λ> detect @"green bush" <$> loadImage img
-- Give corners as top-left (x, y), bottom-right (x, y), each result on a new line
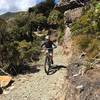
top-left (15, 13), bottom-right (28, 27)
top-left (48, 9), bottom-right (63, 25)
top-left (77, 35), bottom-right (91, 50)
top-left (57, 30), bottom-right (64, 43)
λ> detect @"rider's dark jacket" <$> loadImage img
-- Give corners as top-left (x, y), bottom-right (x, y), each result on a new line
top-left (41, 40), bottom-right (57, 52)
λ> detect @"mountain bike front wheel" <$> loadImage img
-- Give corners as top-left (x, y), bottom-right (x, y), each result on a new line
top-left (44, 56), bottom-right (51, 75)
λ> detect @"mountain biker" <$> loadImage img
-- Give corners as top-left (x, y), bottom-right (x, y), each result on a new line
top-left (41, 35), bottom-right (57, 64)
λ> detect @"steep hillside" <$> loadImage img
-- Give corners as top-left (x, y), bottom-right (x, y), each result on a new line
top-left (60, 0), bottom-right (100, 100)
top-left (71, 0), bottom-right (100, 60)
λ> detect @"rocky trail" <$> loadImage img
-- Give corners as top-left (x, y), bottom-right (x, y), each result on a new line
top-left (0, 46), bottom-right (70, 100)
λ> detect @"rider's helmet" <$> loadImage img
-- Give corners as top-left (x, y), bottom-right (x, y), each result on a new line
top-left (45, 35), bottom-right (50, 40)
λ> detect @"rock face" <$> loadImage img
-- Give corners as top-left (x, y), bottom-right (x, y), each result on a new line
top-left (62, 37), bottom-right (100, 100)
top-left (65, 59), bottom-right (100, 100)
top-left (64, 7), bottom-right (83, 23)
top-left (59, 0), bottom-right (89, 5)
top-left (55, 0), bottom-right (89, 12)
top-left (55, 0), bottom-right (89, 25)
top-left (62, 25), bottom-right (72, 56)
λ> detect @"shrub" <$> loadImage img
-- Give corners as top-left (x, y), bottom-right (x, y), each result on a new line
top-left (48, 9), bottom-right (63, 25)
top-left (73, 35), bottom-right (91, 50)
top-left (15, 13), bottom-right (28, 27)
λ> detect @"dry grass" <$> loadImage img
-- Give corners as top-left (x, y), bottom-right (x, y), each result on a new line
top-left (72, 34), bottom-right (100, 60)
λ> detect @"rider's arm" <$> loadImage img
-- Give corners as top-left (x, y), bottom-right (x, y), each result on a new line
top-left (41, 42), bottom-right (45, 48)
top-left (52, 42), bottom-right (57, 48)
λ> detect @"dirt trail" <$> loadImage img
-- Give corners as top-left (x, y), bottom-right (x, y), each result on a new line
top-left (0, 46), bottom-right (70, 100)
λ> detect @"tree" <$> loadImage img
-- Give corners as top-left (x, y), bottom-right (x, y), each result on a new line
top-left (29, 0), bottom-right (55, 16)
top-left (0, 19), bottom-right (20, 68)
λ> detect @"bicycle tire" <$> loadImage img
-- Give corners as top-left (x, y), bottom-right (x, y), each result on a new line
top-left (44, 56), bottom-right (51, 75)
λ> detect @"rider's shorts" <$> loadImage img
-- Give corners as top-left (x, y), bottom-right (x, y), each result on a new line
top-left (46, 50), bottom-right (53, 56)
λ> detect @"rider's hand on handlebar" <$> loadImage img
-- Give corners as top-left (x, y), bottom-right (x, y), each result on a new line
top-left (41, 49), bottom-right (45, 53)
top-left (41, 47), bottom-right (47, 52)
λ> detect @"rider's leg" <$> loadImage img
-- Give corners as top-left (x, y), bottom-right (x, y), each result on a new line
top-left (50, 52), bottom-right (53, 64)
top-left (52, 52), bottom-right (54, 64)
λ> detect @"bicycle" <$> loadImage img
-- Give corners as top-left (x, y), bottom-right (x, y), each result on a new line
top-left (44, 48), bottom-right (54, 75)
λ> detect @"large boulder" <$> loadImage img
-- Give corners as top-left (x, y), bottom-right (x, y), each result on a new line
top-left (0, 68), bottom-right (12, 88)
top-left (0, 76), bottom-right (12, 88)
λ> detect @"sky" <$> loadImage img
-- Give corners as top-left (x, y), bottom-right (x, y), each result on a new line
top-left (0, 0), bottom-right (59, 15)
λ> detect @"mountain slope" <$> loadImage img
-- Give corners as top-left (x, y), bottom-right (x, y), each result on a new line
top-left (0, 12), bottom-right (25, 19)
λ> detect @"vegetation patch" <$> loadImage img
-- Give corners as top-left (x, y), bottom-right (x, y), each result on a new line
top-left (71, 0), bottom-right (100, 61)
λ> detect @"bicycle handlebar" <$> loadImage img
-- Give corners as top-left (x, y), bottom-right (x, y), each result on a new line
top-left (41, 46), bottom-right (57, 52)
top-left (45, 47), bottom-right (56, 50)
